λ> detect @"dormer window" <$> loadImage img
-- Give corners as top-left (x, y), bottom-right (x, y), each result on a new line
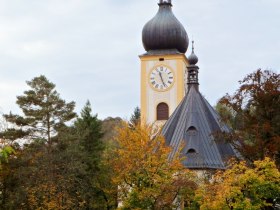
top-left (187, 149), bottom-right (197, 154)
top-left (187, 126), bottom-right (197, 136)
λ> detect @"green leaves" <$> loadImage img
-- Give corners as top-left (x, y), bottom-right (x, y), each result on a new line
top-left (0, 75), bottom-right (76, 144)
top-left (129, 107), bottom-right (141, 127)
top-left (0, 146), bottom-right (15, 165)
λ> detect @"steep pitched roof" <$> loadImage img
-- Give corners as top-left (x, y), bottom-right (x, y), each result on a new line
top-left (162, 85), bottom-right (237, 169)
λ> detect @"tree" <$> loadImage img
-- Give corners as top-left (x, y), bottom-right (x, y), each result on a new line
top-left (72, 101), bottom-right (117, 209)
top-left (218, 69), bottom-right (280, 166)
top-left (215, 102), bottom-right (236, 130)
top-left (74, 100), bottom-right (104, 166)
top-left (0, 146), bottom-right (14, 167)
top-left (0, 139), bottom-right (85, 209)
top-left (129, 107), bottom-right (141, 127)
top-left (196, 158), bottom-right (280, 209)
top-left (0, 75), bottom-right (76, 145)
top-left (111, 123), bottom-right (197, 209)
top-left (0, 75), bottom-right (77, 209)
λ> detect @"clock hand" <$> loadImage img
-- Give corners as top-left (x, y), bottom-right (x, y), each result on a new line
top-left (159, 72), bottom-right (167, 87)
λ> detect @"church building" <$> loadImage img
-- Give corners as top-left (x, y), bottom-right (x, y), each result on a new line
top-left (140, 0), bottom-right (238, 169)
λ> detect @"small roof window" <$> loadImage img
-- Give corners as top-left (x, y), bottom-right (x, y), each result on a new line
top-left (187, 148), bottom-right (197, 154)
top-left (187, 126), bottom-right (197, 136)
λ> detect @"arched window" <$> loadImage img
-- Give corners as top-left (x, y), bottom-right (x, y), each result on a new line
top-left (157, 103), bottom-right (169, 120)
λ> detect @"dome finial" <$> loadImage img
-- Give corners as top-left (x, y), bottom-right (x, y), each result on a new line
top-left (188, 40), bottom-right (198, 65)
top-left (192, 40), bottom-right (195, 53)
top-left (187, 40), bottom-right (199, 91)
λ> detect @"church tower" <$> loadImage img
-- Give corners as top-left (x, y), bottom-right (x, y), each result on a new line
top-left (140, 0), bottom-right (189, 125)
top-left (162, 43), bottom-right (238, 170)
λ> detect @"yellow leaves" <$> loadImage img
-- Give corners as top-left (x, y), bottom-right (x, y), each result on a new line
top-left (111, 123), bottom-right (197, 209)
top-left (196, 158), bottom-right (280, 210)
top-left (26, 181), bottom-right (78, 210)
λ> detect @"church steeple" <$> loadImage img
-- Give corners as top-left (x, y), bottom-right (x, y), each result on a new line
top-left (140, 0), bottom-right (189, 125)
top-left (187, 41), bottom-right (199, 91)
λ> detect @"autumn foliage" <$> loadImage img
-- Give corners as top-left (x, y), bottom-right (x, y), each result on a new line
top-left (0, 72), bottom-right (279, 209)
top-left (111, 123), bottom-right (197, 209)
top-left (196, 158), bottom-right (280, 209)
top-left (219, 69), bottom-right (280, 166)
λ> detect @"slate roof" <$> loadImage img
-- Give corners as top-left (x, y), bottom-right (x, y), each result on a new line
top-left (162, 85), bottom-right (238, 169)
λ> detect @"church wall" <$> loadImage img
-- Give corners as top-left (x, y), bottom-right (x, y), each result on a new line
top-left (140, 54), bottom-right (188, 125)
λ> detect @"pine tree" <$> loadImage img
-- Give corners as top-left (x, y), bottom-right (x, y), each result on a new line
top-left (72, 101), bottom-right (118, 209)
top-left (0, 75), bottom-right (76, 145)
top-left (74, 100), bottom-right (104, 168)
top-left (129, 106), bottom-right (141, 127)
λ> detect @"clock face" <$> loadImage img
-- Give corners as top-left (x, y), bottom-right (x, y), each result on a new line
top-left (149, 66), bottom-right (174, 91)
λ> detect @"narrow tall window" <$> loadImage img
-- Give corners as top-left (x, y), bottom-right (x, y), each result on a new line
top-left (157, 103), bottom-right (169, 120)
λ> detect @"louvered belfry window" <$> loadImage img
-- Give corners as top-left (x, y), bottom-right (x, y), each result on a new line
top-left (157, 103), bottom-right (169, 120)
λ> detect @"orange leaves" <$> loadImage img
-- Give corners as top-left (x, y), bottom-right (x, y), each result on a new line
top-left (218, 69), bottom-right (280, 166)
top-left (110, 123), bottom-right (197, 209)
top-left (27, 182), bottom-right (78, 210)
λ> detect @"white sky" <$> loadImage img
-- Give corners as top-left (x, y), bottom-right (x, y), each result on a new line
top-left (0, 0), bottom-right (279, 119)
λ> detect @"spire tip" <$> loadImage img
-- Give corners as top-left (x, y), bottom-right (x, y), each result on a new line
top-left (192, 40), bottom-right (195, 53)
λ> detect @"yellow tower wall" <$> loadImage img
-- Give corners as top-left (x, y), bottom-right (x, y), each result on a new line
top-left (140, 54), bottom-right (189, 125)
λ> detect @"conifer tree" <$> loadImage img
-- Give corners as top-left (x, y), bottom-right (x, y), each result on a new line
top-left (129, 106), bottom-right (141, 127)
top-left (74, 100), bottom-right (104, 169)
top-left (72, 101), bottom-right (118, 209)
top-left (0, 75), bottom-right (76, 145)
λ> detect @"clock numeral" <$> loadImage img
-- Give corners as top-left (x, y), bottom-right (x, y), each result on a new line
top-left (155, 84), bottom-right (159, 89)
top-left (168, 81), bottom-right (172, 84)
top-left (168, 72), bottom-right (172, 75)
top-left (169, 77), bottom-right (173, 79)
top-left (152, 81), bottom-right (156, 85)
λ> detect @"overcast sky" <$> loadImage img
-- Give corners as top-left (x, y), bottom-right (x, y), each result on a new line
top-left (0, 0), bottom-right (279, 120)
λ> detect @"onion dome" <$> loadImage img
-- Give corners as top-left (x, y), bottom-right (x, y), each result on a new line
top-left (142, 0), bottom-right (189, 54)
top-left (188, 41), bottom-right (198, 65)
